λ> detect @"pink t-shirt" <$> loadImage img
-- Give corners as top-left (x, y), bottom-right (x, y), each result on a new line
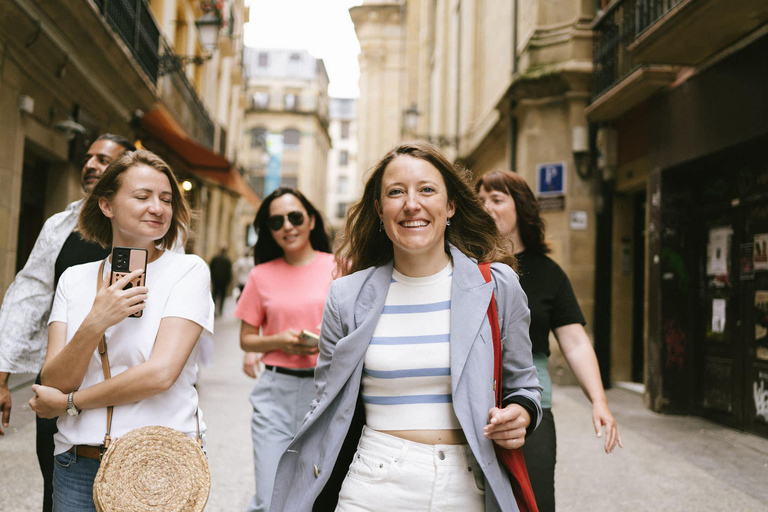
top-left (234, 251), bottom-right (336, 369)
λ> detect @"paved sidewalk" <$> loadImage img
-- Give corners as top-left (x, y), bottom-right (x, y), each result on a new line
top-left (554, 385), bottom-right (768, 511)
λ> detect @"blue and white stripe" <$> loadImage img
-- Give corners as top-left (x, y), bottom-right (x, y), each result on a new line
top-left (362, 263), bottom-right (462, 431)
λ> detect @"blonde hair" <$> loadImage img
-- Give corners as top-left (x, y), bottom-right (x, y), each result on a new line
top-left (78, 149), bottom-right (190, 249)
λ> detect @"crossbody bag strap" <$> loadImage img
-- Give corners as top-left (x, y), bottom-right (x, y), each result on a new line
top-left (96, 260), bottom-right (114, 450)
top-left (478, 262), bottom-right (503, 406)
top-left (96, 258), bottom-right (203, 450)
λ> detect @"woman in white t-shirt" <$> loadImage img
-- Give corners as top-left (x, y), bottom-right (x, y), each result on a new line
top-left (29, 149), bottom-right (214, 512)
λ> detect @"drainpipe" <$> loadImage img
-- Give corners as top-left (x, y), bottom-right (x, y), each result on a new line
top-left (509, 0), bottom-right (518, 172)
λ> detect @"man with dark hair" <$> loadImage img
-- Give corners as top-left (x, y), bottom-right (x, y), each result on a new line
top-left (0, 134), bottom-right (134, 512)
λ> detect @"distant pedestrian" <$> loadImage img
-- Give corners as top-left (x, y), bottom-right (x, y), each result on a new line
top-left (210, 245), bottom-right (233, 316)
top-left (0, 134), bottom-right (134, 512)
top-left (235, 187), bottom-right (334, 512)
top-left (29, 149), bottom-right (213, 511)
top-left (233, 246), bottom-right (255, 299)
top-left (270, 142), bottom-right (542, 512)
top-left (477, 170), bottom-right (623, 512)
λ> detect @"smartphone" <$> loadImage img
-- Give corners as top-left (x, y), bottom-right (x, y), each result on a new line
top-left (110, 247), bottom-right (148, 318)
top-left (299, 330), bottom-right (320, 347)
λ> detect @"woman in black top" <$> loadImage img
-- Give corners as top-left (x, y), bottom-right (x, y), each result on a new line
top-left (476, 170), bottom-right (622, 512)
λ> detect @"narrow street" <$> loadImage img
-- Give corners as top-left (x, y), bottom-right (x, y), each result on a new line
top-left (1, 295), bottom-right (767, 511)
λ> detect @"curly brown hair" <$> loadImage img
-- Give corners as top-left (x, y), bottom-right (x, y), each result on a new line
top-left (475, 170), bottom-right (550, 254)
top-left (78, 149), bottom-right (190, 250)
top-left (336, 141), bottom-right (515, 275)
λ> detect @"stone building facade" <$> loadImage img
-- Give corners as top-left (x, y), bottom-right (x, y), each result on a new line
top-left (0, 0), bottom-right (256, 294)
top-left (352, 0), bottom-right (599, 385)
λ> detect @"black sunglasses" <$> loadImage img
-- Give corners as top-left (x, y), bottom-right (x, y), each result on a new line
top-left (268, 211), bottom-right (305, 231)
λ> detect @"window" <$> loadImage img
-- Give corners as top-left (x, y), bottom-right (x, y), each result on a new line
top-left (339, 150), bottom-right (348, 166)
top-left (340, 121), bottom-right (350, 139)
top-left (337, 176), bottom-right (349, 194)
top-left (250, 127), bottom-right (267, 148)
top-left (252, 91), bottom-right (269, 109)
top-left (284, 93), bottom-right (298, 111)
top-left (283, 129), bottom-right (300, 148)
top-left (290, 52), bottom-right (301, 61)
top-left (258, 52), bottom-right (269, 67)
top-left (337, 202), bottom-right (350, 219)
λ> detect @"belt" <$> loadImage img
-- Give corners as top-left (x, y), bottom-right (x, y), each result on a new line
top-left (265, 364), bottom-right (315, 378)
top-left (69, 445), bottom-right (103, 460)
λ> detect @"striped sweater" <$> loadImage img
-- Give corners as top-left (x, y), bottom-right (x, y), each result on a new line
top-left (361, 262), bottom-right (462, 430)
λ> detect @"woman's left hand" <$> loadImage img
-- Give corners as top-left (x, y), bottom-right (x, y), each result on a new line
top-left (593, 400), bottom-right (623, 453)
top-left (484, 404), bottom-right (530, 450)
top-left (29, 384), bottom-right (67, 419)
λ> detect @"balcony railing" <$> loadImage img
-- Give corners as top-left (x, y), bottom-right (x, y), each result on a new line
top-left (592, 0), bottom-right (640, 99)
top-left (94, 0), bottom-right (160, 84)
top-left (636, 0), bottom-right (685, 34)
top-left (160, 41), bottom-right (215, 149)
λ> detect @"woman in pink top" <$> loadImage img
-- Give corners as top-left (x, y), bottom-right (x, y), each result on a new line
top-left (234, 187), bottom-right (335, 512)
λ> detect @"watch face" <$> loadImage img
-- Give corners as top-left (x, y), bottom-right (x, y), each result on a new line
top-left (67, 407), bottom-right (78, 417)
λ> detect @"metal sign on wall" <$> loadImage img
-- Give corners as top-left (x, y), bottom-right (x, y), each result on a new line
top-left (536, 162), bottom-right (566, 211)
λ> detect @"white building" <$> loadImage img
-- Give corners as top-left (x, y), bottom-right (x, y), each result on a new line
top-left (326, 98), bottom-right (359, 233)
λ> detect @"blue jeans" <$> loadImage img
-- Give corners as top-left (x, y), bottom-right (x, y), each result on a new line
top-left (52, 449), bottom-right (100, 512)
top-left (246, 368), bottom-right (316, 512)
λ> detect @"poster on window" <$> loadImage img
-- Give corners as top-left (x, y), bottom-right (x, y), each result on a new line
top-left (712, 298), bottom-right (726, 334)
top-left (754, 370), bottom-right (768, 424)
top-left (741, 243), bottom-right (755, 280)
top-left (706, 227), bottom-right (732, 276)
top-left (756, 291), bottom-right (768, 361)
top-left (754, 234), bottom-right (768, 271)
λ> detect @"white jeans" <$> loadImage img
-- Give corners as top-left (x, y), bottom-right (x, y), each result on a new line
top-left (336, 426), bottom-right (486, 512)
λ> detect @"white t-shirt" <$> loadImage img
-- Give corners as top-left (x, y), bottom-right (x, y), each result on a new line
top-left (49, 250), bottom-right (215, 455)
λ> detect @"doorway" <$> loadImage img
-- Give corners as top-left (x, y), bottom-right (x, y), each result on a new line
top-left (16, 150), bottom-right (50, 272)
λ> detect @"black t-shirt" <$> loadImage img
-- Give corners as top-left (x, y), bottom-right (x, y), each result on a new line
top-left (54, 231), bottom-right (111, 289)
top-left (515, 250), bottom-right (586, 356)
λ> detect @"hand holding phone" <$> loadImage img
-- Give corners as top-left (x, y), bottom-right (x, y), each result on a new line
top-left (110, 247), bottom-right (148, 318)
top-left (299, 330), bottom-right (320, 348)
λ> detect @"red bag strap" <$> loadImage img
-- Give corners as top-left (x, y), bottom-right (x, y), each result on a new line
top-left (479, 261), bottom-right (540, 512)
top-left (478, 262), bottom-right (502, 406)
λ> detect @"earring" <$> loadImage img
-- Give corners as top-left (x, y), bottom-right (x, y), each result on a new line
top-left (446, 219), bottom-right (451, 226)
top-left (379, 221), bottom-right (384, 232)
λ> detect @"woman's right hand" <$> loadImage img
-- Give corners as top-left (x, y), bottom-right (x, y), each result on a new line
top-left (88, 269), bottom-right (148, 330)
top-left (278, 329), bottom-right (319, 356)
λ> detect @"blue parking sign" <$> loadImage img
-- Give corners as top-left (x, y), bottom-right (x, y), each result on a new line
top-left (536, 162), bottom-right (566, 196)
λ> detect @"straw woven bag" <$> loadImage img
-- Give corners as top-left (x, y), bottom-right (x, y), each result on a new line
top-left (91, 260), bottom-right (211, 512)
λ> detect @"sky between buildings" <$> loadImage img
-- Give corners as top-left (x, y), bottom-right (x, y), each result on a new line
top-left (244, 0), bottom-right (363, 98)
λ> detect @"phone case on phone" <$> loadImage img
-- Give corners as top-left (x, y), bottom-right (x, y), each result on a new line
top-left (110, 247), bottom-right (148, 318)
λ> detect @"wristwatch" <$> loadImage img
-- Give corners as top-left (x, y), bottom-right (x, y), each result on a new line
top-left (66, 391), bottom-right (80, 417)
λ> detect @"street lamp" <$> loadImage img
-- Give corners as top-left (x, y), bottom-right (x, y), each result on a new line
top-left (401, 102), bottom-right (459, 149)
top-left (158, 9), bottom-right (222, 76)
top-left (195, 10), bottom-right (222, 52)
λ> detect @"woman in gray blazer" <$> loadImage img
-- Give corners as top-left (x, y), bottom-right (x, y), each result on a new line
top-left (270, 141), bottom-right (542, 512)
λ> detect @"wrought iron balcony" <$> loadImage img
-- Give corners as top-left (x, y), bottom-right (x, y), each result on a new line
top-left (94, 0), bottom-right (160, 84)
top-left (592, 0), bottom-right (640, 100)
top-left (160, 41), bottom-right (215, 150)
top-left (588, 0), bottom-right (680, 120)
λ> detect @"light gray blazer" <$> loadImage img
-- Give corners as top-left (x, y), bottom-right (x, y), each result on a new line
top-left (270, 246), bottom-right (542, 512)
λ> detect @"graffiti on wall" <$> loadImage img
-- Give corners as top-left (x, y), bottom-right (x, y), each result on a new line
top-left (663, 319), bottom-right (686, 371)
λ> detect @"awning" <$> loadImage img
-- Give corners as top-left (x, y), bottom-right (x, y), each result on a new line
top-left (141, 104), bottom-right (229, 171)
top-left (140, 104), bottom-right (260, 208)
top-left (192, 167), bottom-right (261, 208)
